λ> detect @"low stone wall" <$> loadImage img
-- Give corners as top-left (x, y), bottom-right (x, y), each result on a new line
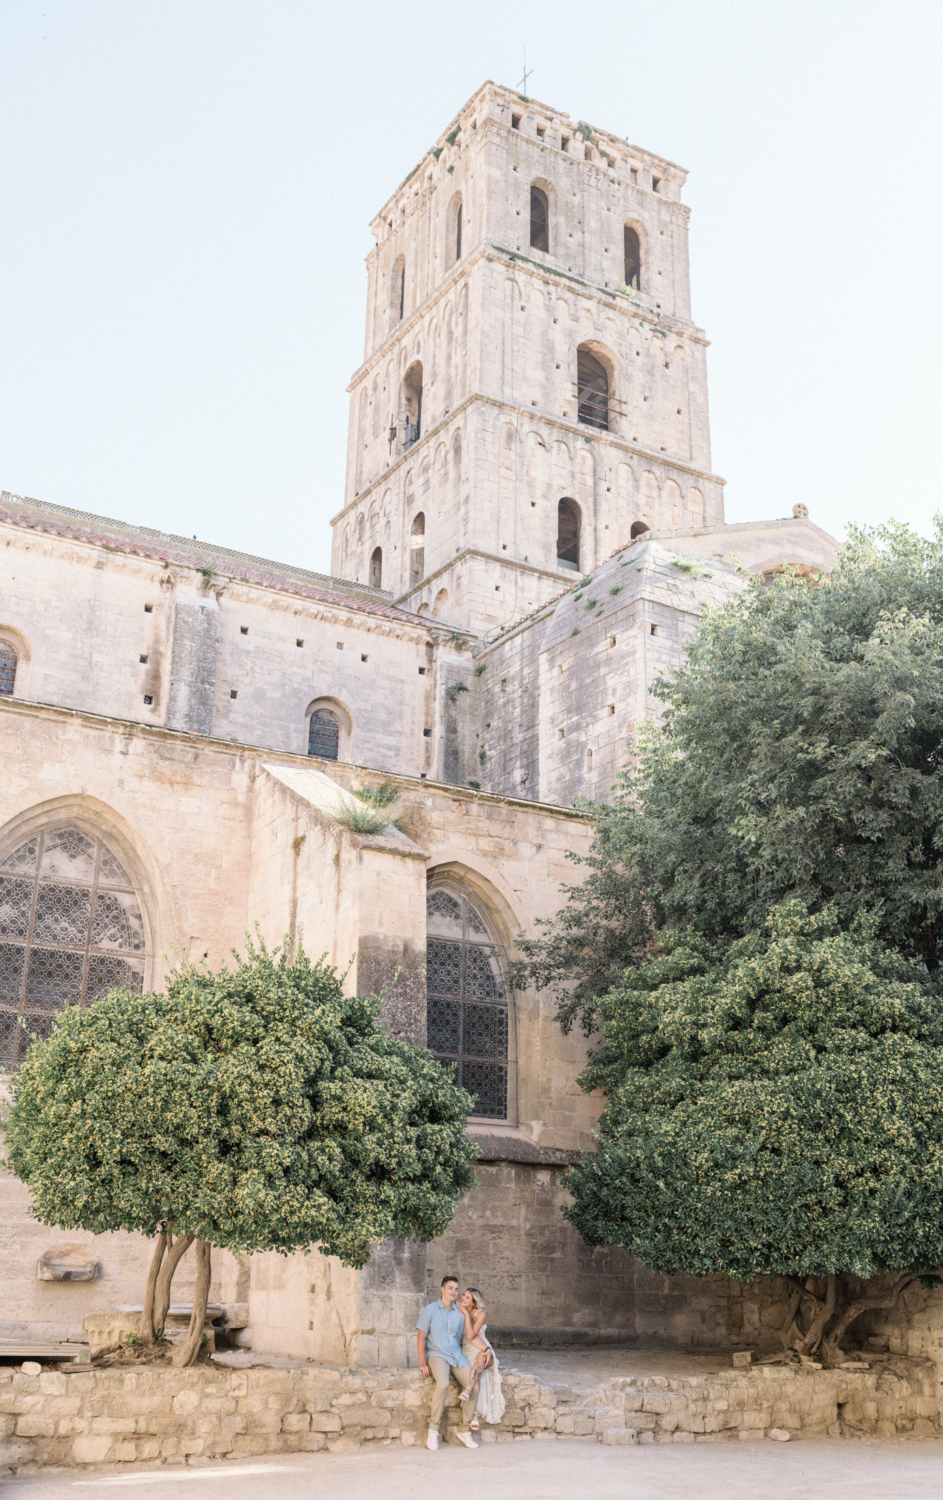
top-left (1, 1355), bottom-right (938, 1474)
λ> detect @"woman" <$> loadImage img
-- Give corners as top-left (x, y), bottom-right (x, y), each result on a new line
top-left (458, 1287), bottom-right (505, 1428)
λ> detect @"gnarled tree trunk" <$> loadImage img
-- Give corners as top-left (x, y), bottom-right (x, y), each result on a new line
top-left (154, 1232), bottom-right (196, 1335)
top-left (139, 1229), bottom-right (168, 1342)
top-left (820, 1273), bottom-right (920, 1368)
top-left (172, 1239), bottom-right (212, 1368)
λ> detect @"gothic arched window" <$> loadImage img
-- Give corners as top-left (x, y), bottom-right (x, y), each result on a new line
top-left (0, 643), bottom-right (17, 696)
top-left (624, 225), bottom-right (641, 289)
top-left (0, 825), bottom-right (146, 1072)
top-left (556, 498), bottom-right (581, 571)
top-left (308, 709), bottom-right (340, 761)
top-left (426, 887), bottom-right (509, 1119)
top-left (530, 186), bottom-right (549, 253)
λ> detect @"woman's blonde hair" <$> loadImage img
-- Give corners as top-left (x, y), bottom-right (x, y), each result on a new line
top-left (465, 1286), bottom-right (485, 1314)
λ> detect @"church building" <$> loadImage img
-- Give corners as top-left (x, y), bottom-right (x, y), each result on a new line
top-left (0, 81), bottom-right (837, 1362)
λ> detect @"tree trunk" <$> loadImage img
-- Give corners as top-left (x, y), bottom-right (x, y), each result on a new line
top-left (792, 1274), bottom-right (836, 1356)
top-left (154, 1232), bottom-right (195, 1335)
top-left (819, 1272), bottom-right (921, 1368)
top-left (172, 1240), bottom-right (212, 1368)
top-left (779, 1282), bottom-right (805, 1350)
top-left (139, 1229), bottom-right (168, 1342)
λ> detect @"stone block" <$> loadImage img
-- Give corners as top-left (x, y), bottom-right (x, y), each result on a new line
top-left (72, 1434), bottom-right (113, 1464)
top-left (327, 1437), bottom-right (362, 1453)
top-left (113, 1442), bottom-right (137, 1462)
top-left (281, 1413), bottom-right (311, 1433)
top-left (172, 1390), bottom-right (200, 1417)
top-left (555, 1411), bottom-right (595, 1436)
top-left (528, 1406), bottom-right (555, 1429)
top-left (602, 1428), bottom-right (636, 1446)
top-left (309, 1413), bottom-right (343, 1433)
top-left (501, 1409), bottom-right (526, 1427)
top-left (15, 1417), bottom-right (54, 1438)
top-left (341, 1406), bottom-right (391, 1430)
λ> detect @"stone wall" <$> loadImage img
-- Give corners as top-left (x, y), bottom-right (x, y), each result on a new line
top-left (427, 1158), bottom-right (635, 1343)
top-left (1, 1355), bottom-right (937, 1476)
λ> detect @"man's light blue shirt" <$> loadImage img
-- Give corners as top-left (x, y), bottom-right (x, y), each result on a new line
top-left (416, 1298), bottom-right (468, 1368)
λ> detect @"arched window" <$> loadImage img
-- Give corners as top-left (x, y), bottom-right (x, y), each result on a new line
top-left (530, 187), bottom-right (549, 253)
top-left (0, 643), bottom-right (17, 696)
top-left (557, 498), bottom-right (581, 571)
top-left (391, 255), bottom-right (406, 325)
top-left (623, 226), bottom-right (641, 290)
top-left (402, 361), bottom-right (423, 452)
top-left (630, 520), bottom-right (650, 539)
top-left (0, 824), bottom-right (146, 1072)
top-left (308, 709), bottom-right (340, 761)
top-left (577, 347), bottom-right (609, 431)
top-left (410, 512), bottom-right (425, 586)
top-left (455, 202), bottom-right (462, 261)
top-left (426, 887), bottom-right (509, 1119)
top-left (432, 588), bottom-right (448, 617)
top-left (369, 547), bottom-right (383, 588)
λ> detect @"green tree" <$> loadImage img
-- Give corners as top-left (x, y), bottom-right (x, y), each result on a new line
top-left (6, 939), bottom-right (476, 1366)
top-left (566, 902), bottom-right (943, 1364)
top-left (516, 521), bottom-right (943, 1031)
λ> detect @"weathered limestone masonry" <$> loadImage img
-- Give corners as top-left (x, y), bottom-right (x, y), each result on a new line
top-left (333, 80), bottom-right (725, 633)
top-left (0, 1357), bottom-right (938, 1475)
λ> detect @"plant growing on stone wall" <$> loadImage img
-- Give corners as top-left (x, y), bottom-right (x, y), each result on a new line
top-left (565, 901), bottom-right (943, 1366)
top-left (5, 938), bottom-right (477, 1367)
top-left (333, 802), bottom-right (392, 835)
top-left (445, 682), bottom-right (469, 703)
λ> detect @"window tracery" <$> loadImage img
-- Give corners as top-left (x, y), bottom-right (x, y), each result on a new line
top-left (426, 887), bottom-right (509, 1119)
top-left (0, 825), bottom-right (146, 1071)
top-left (308, 709), bottom-right (340, 761)
top-left (0, 643), bottom-right (16, 696)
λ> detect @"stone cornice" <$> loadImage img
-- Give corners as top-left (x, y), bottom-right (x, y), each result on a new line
top-left (331, 387), bottom-right (726, 529)
top-left (0, 696), bottom-right (587, 821)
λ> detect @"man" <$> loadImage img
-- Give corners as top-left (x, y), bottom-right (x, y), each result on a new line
top-left (416, 1274), bottom-right (479, 1450)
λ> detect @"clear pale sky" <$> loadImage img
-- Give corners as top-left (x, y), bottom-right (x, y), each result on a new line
top-left (1, 1), bottom-right (940, 575)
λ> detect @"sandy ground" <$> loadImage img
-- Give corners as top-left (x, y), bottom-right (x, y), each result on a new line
top-left (6, 1436), bottom-right (943, 1500)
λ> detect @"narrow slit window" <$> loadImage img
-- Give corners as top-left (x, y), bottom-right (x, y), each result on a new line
top-left (623, 226), bottom-right (641, 289)
top-left (530, 187), bottom-right (549, 253)
top-left (556, 498), bottom-right (581, 572)
top-left (369, 547), bottom-right (382, 588)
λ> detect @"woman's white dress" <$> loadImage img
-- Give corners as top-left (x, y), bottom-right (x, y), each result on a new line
top-left (462, 1324), bottom-right (505, 1425)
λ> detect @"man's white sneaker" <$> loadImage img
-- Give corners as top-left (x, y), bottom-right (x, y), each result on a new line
top-left (456, 1430), bottom-right (478, 1449)
top-left (426, 1429), bottom-right (439, 1451)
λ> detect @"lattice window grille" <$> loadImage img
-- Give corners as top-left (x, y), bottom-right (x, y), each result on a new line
top-left (425, 888), bottom-right (509, 1119)
top-left (0, 825), bottom-right (146, 1073)
top-left (0, 644), bottom-right (16, 697)
top-left (308, 710), bottom-right (340, 760)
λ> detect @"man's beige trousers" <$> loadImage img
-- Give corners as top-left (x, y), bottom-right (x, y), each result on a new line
top-left (428, 1357), bottom-right (478, 1432)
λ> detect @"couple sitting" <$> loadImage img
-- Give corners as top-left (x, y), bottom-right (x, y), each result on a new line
top-left (416, 1274), bottom-right (505, 1450)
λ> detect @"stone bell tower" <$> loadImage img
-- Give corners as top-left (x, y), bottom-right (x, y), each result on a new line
top-left (330, 80), bottom-right (726, 638)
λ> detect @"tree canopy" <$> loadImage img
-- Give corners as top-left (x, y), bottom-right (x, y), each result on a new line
top-left (6, 938), bottom-right (477, 1361)
top-left (564, 902), bottom-right (943, 1359)
top-left (516, 522), bottom-right (943, 1031)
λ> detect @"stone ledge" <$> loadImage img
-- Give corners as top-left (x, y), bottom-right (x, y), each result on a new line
top-left (0, 1352), bottom-right (936, 1476)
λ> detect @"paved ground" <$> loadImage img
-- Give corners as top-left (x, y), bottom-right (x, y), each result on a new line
top-left (504, 1344), bottom-right (735, 1388)
top-left (7, 1437), bottom-right (943, 1500)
